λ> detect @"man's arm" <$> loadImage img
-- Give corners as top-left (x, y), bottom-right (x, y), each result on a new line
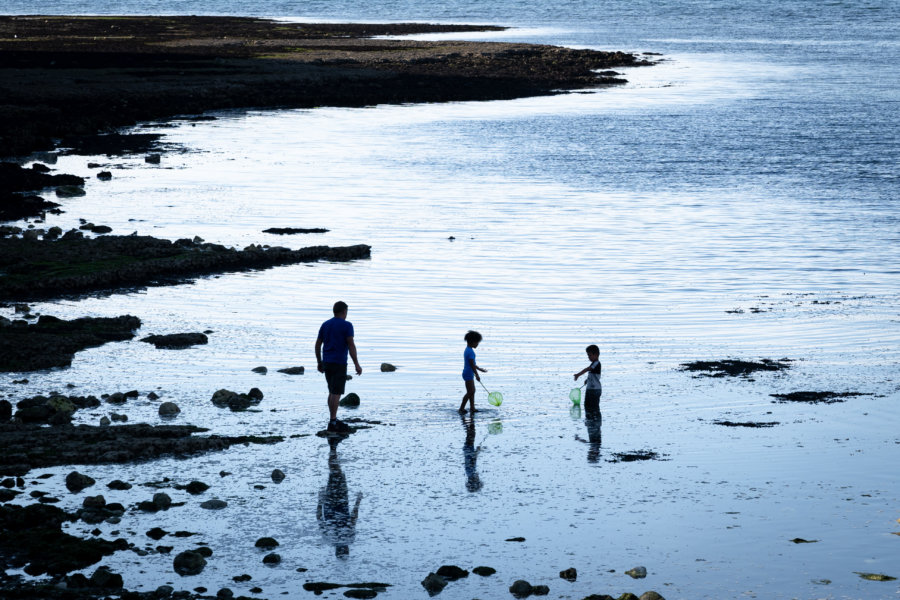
top-left (315, 338), bottom-right (324, 372)
top-left (347, 337), bottom-right (362, 375)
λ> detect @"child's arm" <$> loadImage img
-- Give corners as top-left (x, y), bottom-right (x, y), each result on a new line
top-left (574, 365), bottom-right (591, 380)
top-left (468, 358), bottom-right (483, 380)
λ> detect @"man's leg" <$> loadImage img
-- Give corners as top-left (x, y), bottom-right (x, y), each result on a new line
top-left (328, 393), bottom-right (340, 421)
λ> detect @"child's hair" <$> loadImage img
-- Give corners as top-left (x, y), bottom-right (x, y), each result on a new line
top-left (465, 330), bottom-right (483, 345)
top-left (585, 344), bottom-right (599, 355)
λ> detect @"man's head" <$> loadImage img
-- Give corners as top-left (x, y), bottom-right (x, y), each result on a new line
top-left (333, 301), bottom-right (349, 317)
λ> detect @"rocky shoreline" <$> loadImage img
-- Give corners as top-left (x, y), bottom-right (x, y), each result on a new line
top-left (0, 15), bottom-right (653, 158)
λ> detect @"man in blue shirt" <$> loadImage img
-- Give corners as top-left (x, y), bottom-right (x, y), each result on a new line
top-left (315, 301), bottom-right (362, 432)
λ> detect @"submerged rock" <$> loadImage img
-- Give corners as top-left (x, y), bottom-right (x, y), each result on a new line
top-left (262, 552), bottom-right (281, 565)
top-left (159, 401), bottom-right (181, 416)
top-left (201, 499), bottom-right (227, 510)
top-left (277, 366), bottom-right (305, 375)
top-left (252, 366), bottom-right (268, 374)
top-left (211, 388), bottom-right (263, 411)
top-left (380, 363), bottom-right (397, 372)
top-left (255, 537), bottom-right (279, 550)
top-left (271, 469), bottom-right (285, 483)
top-left (473, 566), bottom-right (496, 576)
top-left (560, 567), bottom-right (577, 581)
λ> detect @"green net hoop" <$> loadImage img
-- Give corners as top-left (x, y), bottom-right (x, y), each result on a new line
top-left (569, 388), bottom-right (581, 405)
top-left (488, 391), bottom-right (503, 406)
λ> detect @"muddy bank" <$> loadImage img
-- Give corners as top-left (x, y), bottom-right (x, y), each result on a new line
top-left (0, 234), bottom-right (370, 301)
top-left (0, 16), bottom-right (652, 158)
top-left (0, 423), bottom-right (282, 476)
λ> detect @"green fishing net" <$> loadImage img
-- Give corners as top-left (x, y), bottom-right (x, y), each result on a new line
top-left (488, 391), bottom-right (503, 406)
top-left (569, 388), bottom-right (581, 405)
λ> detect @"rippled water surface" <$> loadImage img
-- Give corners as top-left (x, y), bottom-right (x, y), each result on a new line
top-left (3, 0), bottom-right (900, 598)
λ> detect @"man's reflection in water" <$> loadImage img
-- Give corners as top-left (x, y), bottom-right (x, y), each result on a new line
top-left (574, 403), bottom-right (602, 463)
top-left (461, 414), bottom-right (483, 492)
top-left (316, 436), bottom-right (362, 558)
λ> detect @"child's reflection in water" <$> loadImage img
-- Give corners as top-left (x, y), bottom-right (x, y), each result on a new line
top-left (461, 414), bottom-right (483, 492)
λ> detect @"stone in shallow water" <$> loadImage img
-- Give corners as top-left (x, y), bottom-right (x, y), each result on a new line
top-left (173, 550), bottom-right (206, 576)
top-left (625, 566), bottom-right (647, 579)
top-left (421, 573), bottom-right (447, 596)
top-left (200, 499), bottom-right (227, 510)
top-left (472, 566), bottom-right (496, 576)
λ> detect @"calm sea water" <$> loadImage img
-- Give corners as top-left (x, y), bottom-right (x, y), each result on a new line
top-left (3, 1), bottom-right (900, 598)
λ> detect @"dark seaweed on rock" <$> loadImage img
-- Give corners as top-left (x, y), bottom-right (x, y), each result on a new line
top-left (0, 315), bottom-right (141, 372)
top-left (607, 450), bottom-right (666, 463)
top-left (0, 503), bottom-right (128, 577)
top-left (264, 227), bottom-right (330, 234)
top-left (770, 391), bottom-right (870, 404)
top-left (0, 423), bottom-right (282, 475)
top-left (679, 358), bottom-right (792, 377)
top-left (0, 235), bottom-right (371, 301)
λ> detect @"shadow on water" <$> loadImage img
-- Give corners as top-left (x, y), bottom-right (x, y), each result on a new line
top-left (316, 436), bottom-right (363, 559)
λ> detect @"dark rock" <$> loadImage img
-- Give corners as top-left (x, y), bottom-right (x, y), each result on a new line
top-left (55, 185), bottom-right (86, 198)
top-left (713, 420), bottom-right (779, 428)
top-left (255, 537), bottom-right (279, 550)
top-left (0, 400), bottom-right (12, 421)
top-left (436, 565), bottom-right (468, 581)
top-left (247, 387), bottom-right (264, 401)
top-left (473, 566), bottom-right (496, 576)
top-left (82, 494), bottom-right (106, 509)
top-left (200, 499), bottom-right (227, 510)
top-left (146, 153), bottom-right (162, 164)
top-left (173, 550), bottom-right (206, 575)
top-left (156, 584), bottom-right (175, 596)
top-left (618, 595), bottom-right (640, 600)
top-left (211, 388), bottom-right (263, 411)
top-left (252, 366), bottom-right (268, 374)
top-left (107, 479), bottom-right (132, 490)
top-left (147, 527), bottom-right (168, 540)
top-left (217, 588), bottom-right (234, 599)
top-left (147, 391), bottom-right (160, 400)
top-left (344, 590), bottom-right (378, 599)
top-left (277, 366), bottom-right (305, 375)
top-left (339, 393), bottom-right (360, 407)
top-left (262, 552), bottom-right (281, 565)
top-left (421, 573), bottom-right (448, 596)
top-left (625, 566), bottom-right (647, 579)
top-left (0, 488), bottom-right (21, 502)
top-left (194, 546), bottom-right (213, 558)
top-left (159, 402), bottom-right (181, 416)
top-left (65, 471), bottom-right (96, 493)
top-left (88, 566), bottom-right (123, 589)
top-left (532, 585), bottom-right (549, 596)
top-left (380, 363), bottom-right (397, 372)
top-left (509, 579), bottom-right (533, 598)
top-left (142, 333), bottom-right (209, 349)
top-left (97, 171), bottom-right (113, 180)
top-left (184, 480), bottom-right (209, 495)
top-left (639, 593), bottom-right (666, 600)
top-left (110, 412), bottom-right (128, 422)
top-left (152, 492), bottom-right (172, 510)
top-left (271, 469), bottom-right (285, 483)
top-left (263, 227), bottom-right (329, 234)
top-left (506, 537), bottom-right (526, 542)
top-left (560, 567), bottom-right (577, 581)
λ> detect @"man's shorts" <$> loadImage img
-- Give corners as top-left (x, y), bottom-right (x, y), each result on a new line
top-left (323, 362), bottom-right (348, 395)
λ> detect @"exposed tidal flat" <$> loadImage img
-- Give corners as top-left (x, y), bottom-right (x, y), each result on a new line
top-left (2, 7), bottom-right (900, 600)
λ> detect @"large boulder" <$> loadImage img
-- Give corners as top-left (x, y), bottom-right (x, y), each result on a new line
top-left (173, 550), bottom-right (206, 576)
top-left (339, 393), bottom-right (360, 407)
top-left (65, 471), bottom-right (96, 493)
top-left (158, 402), bottom-right (180, 417)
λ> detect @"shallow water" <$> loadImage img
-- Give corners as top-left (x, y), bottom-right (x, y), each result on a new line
top-left (3, 0), bottom-right (900, 598)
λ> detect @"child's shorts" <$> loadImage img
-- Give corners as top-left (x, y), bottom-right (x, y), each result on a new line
top-left (585, 388), bottom-right (601, 412)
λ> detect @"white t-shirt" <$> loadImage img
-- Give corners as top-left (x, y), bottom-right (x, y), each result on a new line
top-left (586, 360), bottom-right (602, 391)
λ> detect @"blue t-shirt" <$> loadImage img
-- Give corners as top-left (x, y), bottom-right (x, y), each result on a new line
top-left (462, 346), bottom-right (476, 380)
top-left (318, 317), bottom-right (354, 364)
